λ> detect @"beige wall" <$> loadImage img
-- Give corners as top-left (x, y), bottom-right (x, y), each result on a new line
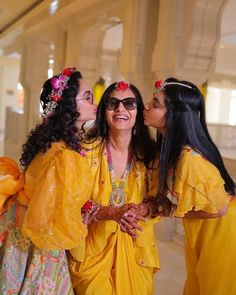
top-left (0, 56), bottom-right (20, 132)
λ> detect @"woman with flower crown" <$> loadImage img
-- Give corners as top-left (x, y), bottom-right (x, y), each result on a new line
top-left (68, 81), bottom-right (160, 295)
top-left (143, 78), bottom-right (236, 295)
top-left (0, 68), bottom-right (98, 293)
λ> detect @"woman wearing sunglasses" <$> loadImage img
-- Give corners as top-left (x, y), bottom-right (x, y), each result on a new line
top-left (0, 67), bottom-right (97, 293)
top-left (68, 81), bottom-right (160, 295)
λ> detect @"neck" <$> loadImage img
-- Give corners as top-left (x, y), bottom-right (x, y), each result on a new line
top-left (159, 128), bottom-right (166, 137)
top-left (107, 130), bottom-right (132, 152)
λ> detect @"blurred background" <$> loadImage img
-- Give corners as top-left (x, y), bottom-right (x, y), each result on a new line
top-left (0, 0), bottom-right (235, 294)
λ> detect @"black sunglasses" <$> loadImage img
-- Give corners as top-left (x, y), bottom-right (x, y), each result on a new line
top-left (105, 97), bottom-right (138, 110)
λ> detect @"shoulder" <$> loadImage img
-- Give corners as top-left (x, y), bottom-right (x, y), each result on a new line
top-left (176, 146), bottom-right (223, 185)
top-left (28, 142), bottom-right (87, 173)
top-left (81, 138), bottom-right (105, 159)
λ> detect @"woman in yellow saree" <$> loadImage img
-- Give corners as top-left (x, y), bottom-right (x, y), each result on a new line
top-left (0, 67), bottom-right (97, 294)
top-left (69, 81), bottom-right (160, 295)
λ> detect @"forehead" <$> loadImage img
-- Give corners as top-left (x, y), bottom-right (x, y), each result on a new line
top-left (79, 79), bottom-right (91, 92)
top-left (110, 88), bottom-right (135, 99)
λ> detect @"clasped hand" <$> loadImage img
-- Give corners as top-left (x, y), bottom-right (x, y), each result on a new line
top-left (112, 204), bottom-right (148, 238)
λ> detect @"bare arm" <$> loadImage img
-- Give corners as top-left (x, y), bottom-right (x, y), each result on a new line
top-left (140, 197), bottom-right (229, 219)
top-left (182, 205), bottom-right (228, 219)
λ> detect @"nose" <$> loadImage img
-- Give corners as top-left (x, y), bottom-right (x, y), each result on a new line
top-left (115, 100), bottom-right (125, 111)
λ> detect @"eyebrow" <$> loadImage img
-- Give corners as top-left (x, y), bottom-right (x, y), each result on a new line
top-left (80, 90), bottom-right (92, 96)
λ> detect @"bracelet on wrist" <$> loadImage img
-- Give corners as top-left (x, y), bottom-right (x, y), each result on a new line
top-left (81, 200), bottom-right (101, 224)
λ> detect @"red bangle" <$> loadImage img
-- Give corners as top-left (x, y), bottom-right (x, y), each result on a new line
top-left (81, 200), bottom-right (100, 224)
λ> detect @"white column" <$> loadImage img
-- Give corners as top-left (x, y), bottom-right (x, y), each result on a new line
top-left (119, 0), bottom-right (158, 101)
top-left (151, 0), bottom-right (177, 80)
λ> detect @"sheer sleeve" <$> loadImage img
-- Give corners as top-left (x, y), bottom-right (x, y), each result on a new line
top-left (22, 148), bottom-right (93, 250)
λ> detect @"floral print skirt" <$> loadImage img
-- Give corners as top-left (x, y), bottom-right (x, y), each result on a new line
top-left (0, 201), bottom-right (74, 295)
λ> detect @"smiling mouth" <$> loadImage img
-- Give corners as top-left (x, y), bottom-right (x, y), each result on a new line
top-left (113, 114), bottom-right (129, 120)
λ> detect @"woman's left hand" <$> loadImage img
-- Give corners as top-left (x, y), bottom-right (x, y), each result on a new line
top-left (119, 204), bottom-right (148, 238)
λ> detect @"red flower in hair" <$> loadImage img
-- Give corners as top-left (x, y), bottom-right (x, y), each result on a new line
top-left (51, 93), bottom-right (61, 102)
top-left (62, 67), bottom-right (76, 76)
top-left (154, 80), bottom-right (164, 90)
top-left (116, 81), bottom-right (129, 91)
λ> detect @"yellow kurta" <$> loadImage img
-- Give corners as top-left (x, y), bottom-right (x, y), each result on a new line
top-left (172, 147), bottom-right (235, 295)
top-left (69, 140), bottom-right (160, 295)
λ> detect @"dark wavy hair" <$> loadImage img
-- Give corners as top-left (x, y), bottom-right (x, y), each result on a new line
top-left (20, 70), bottom-right (83, 169)
top-left (87, 82), bottom-right (156, 167)
top-left (156, 77), bottom-right (235, 196)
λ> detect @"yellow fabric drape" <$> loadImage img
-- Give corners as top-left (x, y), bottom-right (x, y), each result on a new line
top-left (69, 140), bottom-right (160, 295)
top-left (0, 157), bottom-right (28, 212)
top-left (171, 147), bottom-right (236, 295)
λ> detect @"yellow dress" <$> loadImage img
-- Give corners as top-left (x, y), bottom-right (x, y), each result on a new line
top-left (69, 140), bottom-right (160, 295)
top-left (22, 142), bottom-right (92, 252)
top-left (0, 142), bottom-right (92, 293)
top-left (172, 147), bottom-right (235, 295)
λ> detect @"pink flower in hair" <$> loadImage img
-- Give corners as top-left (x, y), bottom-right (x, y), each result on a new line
top-left (58, 75), bottom-right (68, 88)
top-left (50, 77), bottom-right (61, 90)
top-left (43, 67), bottom-right (76, 117)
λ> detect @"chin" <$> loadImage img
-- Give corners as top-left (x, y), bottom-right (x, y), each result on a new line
top-left (143, 119), bottom-right (148, 126)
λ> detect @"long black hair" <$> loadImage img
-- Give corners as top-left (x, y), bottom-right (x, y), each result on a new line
top-left (20, 70), bottom-right (83, 169)
top-left (156, 77), bottom-right (235, 196)
top-left (87, 82), bottom-right (156, 167)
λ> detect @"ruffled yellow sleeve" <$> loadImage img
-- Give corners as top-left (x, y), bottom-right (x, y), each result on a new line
top-left (22, 146), bottom-right (92, 252)
top-left (0, 157), bottom-right (30, 212)
top-left (174, 150), bottom-right (230, 217)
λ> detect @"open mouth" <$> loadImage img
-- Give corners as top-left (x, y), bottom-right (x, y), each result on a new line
top-left (112, 115), bottom-right (129, 121)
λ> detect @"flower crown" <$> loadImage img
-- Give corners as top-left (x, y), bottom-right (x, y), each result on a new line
top-left (154, 80), bottom-right (192, 93)
top-left (42, 67), bottom-right (76, 118)
top-left (115, 81), bottom-right (130, 91)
